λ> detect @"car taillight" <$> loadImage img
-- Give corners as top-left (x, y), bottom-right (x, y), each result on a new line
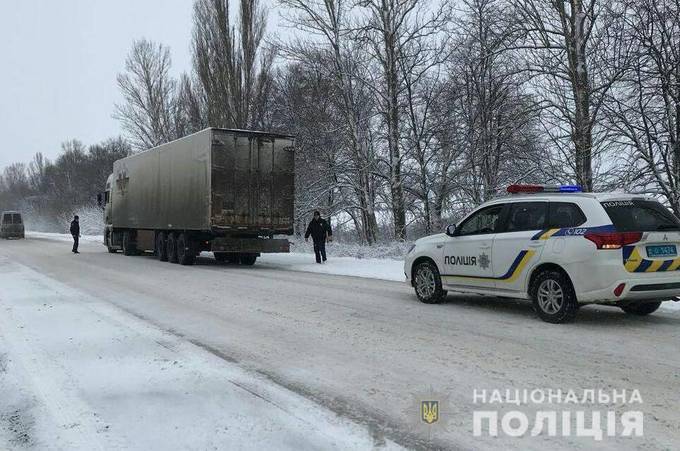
top-left (584, 232), bottom-right (643, 249)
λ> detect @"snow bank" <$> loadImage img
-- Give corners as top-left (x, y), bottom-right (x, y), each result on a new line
top-left (25, 232), bottom-right (406, 282)
top-left (257, 252), bottom-right (405, 282)
top-left (287, 237), bottom-right (412, 260)
top-left (27, 231), bottom-right (103, 243)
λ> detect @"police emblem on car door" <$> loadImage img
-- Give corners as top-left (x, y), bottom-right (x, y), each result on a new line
top-left (441, 204), bottom-right (504, 288)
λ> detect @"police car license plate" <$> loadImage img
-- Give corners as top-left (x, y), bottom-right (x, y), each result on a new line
top-left (647, 245), bottom-right (677, 258)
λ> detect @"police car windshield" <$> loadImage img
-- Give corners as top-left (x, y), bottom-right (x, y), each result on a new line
top-left (601, 200), bottom-right (680, 232)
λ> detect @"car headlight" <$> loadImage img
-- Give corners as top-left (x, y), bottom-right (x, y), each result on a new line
top-left (407, 244), bottom-right (416, 254)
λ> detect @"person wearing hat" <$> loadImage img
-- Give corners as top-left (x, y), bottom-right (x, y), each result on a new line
top-left (304, 210), bottom-right (333, 263)
top-left (70, 215), bottom-right (81, 253)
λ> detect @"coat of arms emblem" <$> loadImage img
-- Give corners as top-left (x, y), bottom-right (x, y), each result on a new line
top-left (421, 400), bottom-right (439, 424)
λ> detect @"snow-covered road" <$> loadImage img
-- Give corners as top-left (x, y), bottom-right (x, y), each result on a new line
top-left (0, 250), bottom-right (402, 450)
top-left (1, 235), bottom-right (680, 450)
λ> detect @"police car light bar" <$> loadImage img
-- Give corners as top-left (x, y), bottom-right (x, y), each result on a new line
top-left (506, 184), bottom-right (582, 194)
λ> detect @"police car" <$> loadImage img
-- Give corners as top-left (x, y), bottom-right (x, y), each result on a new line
top-left (404, 185), bottom-right (680, 323)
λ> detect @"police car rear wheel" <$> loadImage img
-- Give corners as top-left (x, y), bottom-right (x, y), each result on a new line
top-left (531, 270), bottom-right (578, 323)
top-left (414, 261), bottom-right (445, 304)
top-left (620, 301), bottom-right (661, 316)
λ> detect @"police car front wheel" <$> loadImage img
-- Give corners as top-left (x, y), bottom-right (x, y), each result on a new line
top-left (413, 261), bottom-right (446, 304)
top-left (530, 269), bottom-right (578, 323)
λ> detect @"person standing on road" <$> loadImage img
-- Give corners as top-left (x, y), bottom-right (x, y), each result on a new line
top-left (70, 215), bottom-right (81, 254)
top-left (305, 210), bottom-right (332, 264)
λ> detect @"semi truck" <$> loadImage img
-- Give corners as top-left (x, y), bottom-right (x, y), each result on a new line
top-left (101, 128), bottom-right (295, 266)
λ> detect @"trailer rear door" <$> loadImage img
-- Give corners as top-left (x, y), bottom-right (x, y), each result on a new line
top-left (211, 130), bottom-right (294, 234)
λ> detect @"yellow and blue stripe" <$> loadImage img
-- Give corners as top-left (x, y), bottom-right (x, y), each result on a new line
top-left (442, 250), bottom-right (536, 283)
top-left (530, 224), bottom-right (616, 241)
top-left (622, 246), bottom-right (680, 273)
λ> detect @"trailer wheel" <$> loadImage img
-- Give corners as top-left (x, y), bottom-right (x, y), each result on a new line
top-left (122, 231), bottom-right (137, 256)
top-left (239, 254), bottom-right (257, 266)
top-left (105, 231), bottom-right (117, 253)
top-left (177, 233), bottom-right (196, 266)
top-left (156, 232), bottom-right (168, 262)
top-left (167, 233), bottom-right (179, 263)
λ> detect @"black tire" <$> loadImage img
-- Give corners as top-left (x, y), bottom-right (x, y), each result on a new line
top-left (620, 301), bottom-right (662, 316)
top-left (177, 233), bottom-right (196, 266)
top-left (413, 260), bottom-right (445, 304)
top-left (122, 231), bottom-right (137, 256)
top-left (239, 254), bottom-right (257, 266)
top-left (156, 232), bottom-right (168, 262)
top-left (167, 233), bottom-right (179, 263)
top-left (530, 269), bottom-right (578, 323)
top-left (105, 232), bottom-right (117, 253)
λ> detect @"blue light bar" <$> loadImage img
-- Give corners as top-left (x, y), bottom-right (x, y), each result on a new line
top-left (559, 185), bottom-right (582, 193)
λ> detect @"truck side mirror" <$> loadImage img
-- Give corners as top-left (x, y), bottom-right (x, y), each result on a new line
top-left (445, 224), bottom-right (457, 237)
top-left (97, 193), bottom-right (103, 208)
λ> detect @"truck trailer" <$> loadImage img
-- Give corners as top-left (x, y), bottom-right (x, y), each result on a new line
top-left (102, 128), bottom-right (295, 266)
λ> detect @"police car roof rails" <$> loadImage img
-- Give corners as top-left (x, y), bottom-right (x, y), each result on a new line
top-left (507, 184), bottom-right (582, 194)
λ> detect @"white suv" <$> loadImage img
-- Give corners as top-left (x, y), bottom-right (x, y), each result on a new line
top-left (404, 185), bottom-right (680, 323)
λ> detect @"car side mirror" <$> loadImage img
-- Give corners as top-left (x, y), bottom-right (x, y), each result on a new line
top-left (97, 193), bottom-right (103, 209)
top-left (445, 224), bottom-right (457, 237)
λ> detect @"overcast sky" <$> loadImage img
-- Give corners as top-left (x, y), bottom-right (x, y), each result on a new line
top-left (0, 0), bottom-right (286, 171)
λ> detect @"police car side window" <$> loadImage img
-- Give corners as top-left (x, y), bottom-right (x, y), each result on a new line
top-left (506, 202), bottom-right (548, 232)
top-left (457, 205), bottom-right (505, 236)
top-left (547, 202), bottom-right (586, 228)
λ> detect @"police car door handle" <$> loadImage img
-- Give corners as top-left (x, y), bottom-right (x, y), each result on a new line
top-left (480, 244), bottom-right (491, 249)
top-left (436, 244), bottom-right (444, 249)
top-left (529, 242), bottom-right (543, 248)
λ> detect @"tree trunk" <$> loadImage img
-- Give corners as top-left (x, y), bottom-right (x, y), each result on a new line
top-left (383, 12), bottom-right (407, 240)
top-left (565, 2), bottom-right (593, 191)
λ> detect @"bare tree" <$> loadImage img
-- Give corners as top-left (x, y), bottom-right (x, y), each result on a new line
top-left (192, 0), bottom-right (274, 129)
top-left (27, 152), bottom-right (48, 192)
top-left (510, 0), bottom-right (629, 191)
top-left (2, 163), bottom-right (30, 196)
top-left (175, 73), bottom-right (207, 137)
top-left (605, 0), bottom-right (680, 215)
top-left (454, 0), bottom-right (545, 205)
top-left (277, 0), bottom-right (380, 243)
top-left (355, 0), bottom-right (447, 239)
top-left (114, 39), bottom-right (178, 150)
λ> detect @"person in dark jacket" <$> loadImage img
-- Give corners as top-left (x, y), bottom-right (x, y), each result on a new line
top-left (70, 215), bottom-right (80, 254)
top-left (304, 210), bottom-right (332, 263)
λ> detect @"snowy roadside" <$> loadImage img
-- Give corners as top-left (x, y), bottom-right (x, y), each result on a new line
top-left (23, 232), bottom-right (680, 312)
top-left (26, 232), bottom-right (407, 283)
top-left (27, 231), bottom-right (104, 244)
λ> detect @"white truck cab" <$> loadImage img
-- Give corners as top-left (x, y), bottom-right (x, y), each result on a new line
top-left (404, 185), bottom-right (680, 323)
